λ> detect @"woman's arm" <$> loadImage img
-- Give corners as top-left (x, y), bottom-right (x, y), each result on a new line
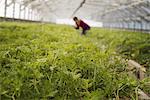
top-left (75, 22), bottom-right (79, 29)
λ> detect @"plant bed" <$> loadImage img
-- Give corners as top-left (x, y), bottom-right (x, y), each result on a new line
top-left (0, 22), bottom-right (150, 99)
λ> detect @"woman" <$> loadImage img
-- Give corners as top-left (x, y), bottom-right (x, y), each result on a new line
top-left (73, 17), bottom-right (91, 35)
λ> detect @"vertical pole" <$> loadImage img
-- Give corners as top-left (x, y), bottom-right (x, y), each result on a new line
top-left (126, 21), bottom-right (128, 29)
top-left (33, 11), bottom-right (35, 21)
top-left (118, 22), bottom-right (121, 28)
top-left (143, 22), bottom-right (146, 31)
top-left (148, 23), bottom-right (150, 32)
top-left (31, 10), bottom-right (33, 20)
top-left (33, 10), bottom-right (35, 21)
top-left (131, 21), bottom-right (132, 30)
top-left (19, 4), bottom-right (21, 19)
top-left (133, 21), bottom-right (136, 31)
top-left (123, 22), bottom-right (125, 29)
top-left (30, 9), bottom-right (32, 20)
top-left (119, 22), bottom-right (121, 28)
top-left (140, 21), bottom-right (143, 32)
top-left (127, 22), bottom-right (129, 30)
top-left (4, 0), bottom-right (8, 18)
top-left (127, 21), bottom-right (130, 29)
top-left (35, 11), bottom-right (37, 21)
top-left (24, 7), bottom-right (26, 19)
top-left (110, 22), bottom-right (112, 28)
top-left (121, 22), bottom-right (123, 29)
top-left (37, 14), bottom-right (40, 21)
top-left (28, 8), bottom-right (30, 20)
top-left (126, 21), bottom-right (129, 30)
top-left (118, 22), bottom-right (120, 28)
top-left (13, 2), bottom-right (15, 19)
top-left (113, 23), bottom-right (114, 28)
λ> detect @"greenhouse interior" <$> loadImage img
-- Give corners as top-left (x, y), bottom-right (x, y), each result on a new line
top-left (0, 0), bottom-right (150, 99)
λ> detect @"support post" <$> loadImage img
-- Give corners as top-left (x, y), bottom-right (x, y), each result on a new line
top-left (140, 21), bottom-right (143, 32)
top-left (121, 21), bottom-right (124, 29)
top-left (4, 0), bottom-right (8, 18)
top-left (31, 10), bottom-right (33, 20)
top-left (133, 21), bottom-right (136, 31)
top-left (13, 2), bottom-right (15, 19)
top-left (24, 7), bottom-right (26, 19)
top-left (19, 4), bottom-right (21, 19)
top-left (28, 8), bottom-right (30, 20)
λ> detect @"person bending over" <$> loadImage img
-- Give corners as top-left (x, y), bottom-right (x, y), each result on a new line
top-left (73, 17), bottom-right (91, 35)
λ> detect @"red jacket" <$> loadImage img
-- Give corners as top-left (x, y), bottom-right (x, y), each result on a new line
top-left (76, 20), bottom-right (90, 30)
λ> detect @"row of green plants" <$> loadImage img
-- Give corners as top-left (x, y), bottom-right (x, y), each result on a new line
top-left (0, 22), bottom-right (149, 99)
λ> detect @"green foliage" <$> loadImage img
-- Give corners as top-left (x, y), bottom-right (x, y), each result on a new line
top-left (0, 22), bottom-right (149, 99)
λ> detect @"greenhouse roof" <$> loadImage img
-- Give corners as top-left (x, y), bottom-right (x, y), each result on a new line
top-left (18, 0), bottom-right (149, 21)
top-left (0, 0), bottom-right (150, 22)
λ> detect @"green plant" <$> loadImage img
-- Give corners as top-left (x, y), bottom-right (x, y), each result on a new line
top-left (0, 22), bottom-right (149, 100)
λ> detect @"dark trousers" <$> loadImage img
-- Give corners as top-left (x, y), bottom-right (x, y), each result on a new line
top-left (82, 28), bottom-right (90, 35)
